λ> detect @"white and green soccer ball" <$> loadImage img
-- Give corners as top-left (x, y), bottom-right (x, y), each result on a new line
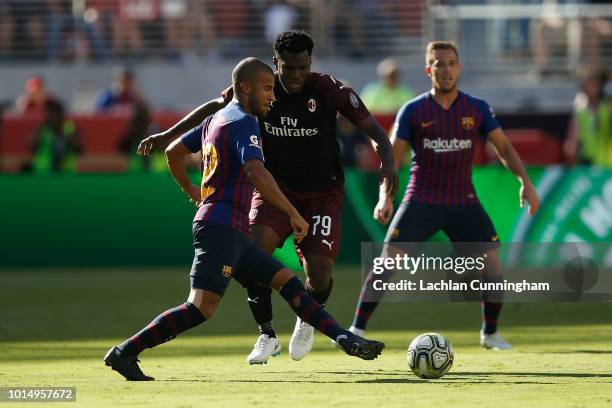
top-left (407, 332), bottom-right (454, 379)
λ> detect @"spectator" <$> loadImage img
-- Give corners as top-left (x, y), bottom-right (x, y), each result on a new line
top-left (191, 0), bottom-right (218, 59)
top-left (16, 75), bottom-right (60, 114)
top-left (27, 99), bottom-right (81, 172)
top-left (344, 0), bottom-right (398, 56)
top-left (581, 0), bottom-right (612, 71)
top-left (333, 0), bottom-right (365, 58)
top-left (161, 0), bottom-right (195, 61)
top-left (83, 0), bottom-right (119, 58)
top-left (264, 0), bottom-right (298, 44)
top-left (360, 57), bottom-right (415, 115)
top-left (9, 0), bottom-right (48, 59)
top-left (0, 0), bottom-right (13, 58)
top-left (565, 68), bottom-right (612, 167)
top-left (46, 0), bottom-right (73, 61)
top-left (112, 0), bottom-right (146, 58)
top-left (94, 67), bottom-right (152, 169)
top-left (207, 0), bottom-right (251, 58)
top-left (94, 67), bottom-right (146, 110)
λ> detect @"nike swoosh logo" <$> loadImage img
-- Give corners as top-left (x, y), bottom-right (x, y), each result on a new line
top-left (421, 121), bottom-right (435, 128)
top-left (247, 297), bottom-right (259, 303)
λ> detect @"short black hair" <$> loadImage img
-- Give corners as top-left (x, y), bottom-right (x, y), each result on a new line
top-left (232, 57), bottom-right (274, 94)
top-left (273, 30), bottom-right (314, 58)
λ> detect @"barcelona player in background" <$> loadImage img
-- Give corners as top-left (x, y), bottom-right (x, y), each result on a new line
top-left (350, 41), bottom-right (540, 350)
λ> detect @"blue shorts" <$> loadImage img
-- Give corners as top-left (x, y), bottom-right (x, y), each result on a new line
top-left (190, 221), bottom-right (284, 296)
top-left (385, 202), bottom-right (500, 255)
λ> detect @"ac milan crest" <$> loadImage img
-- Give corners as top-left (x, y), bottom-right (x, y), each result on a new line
top-left (307, 98), bottom-right (317, 112)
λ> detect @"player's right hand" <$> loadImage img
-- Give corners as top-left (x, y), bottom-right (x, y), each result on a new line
top-left (373, 197), bottom-right (394, 225)
top-left (137, 133), bottom-right (165, 156)
top-left (290, 213), bottom-right (309, 243)
top-left (186, 184), bottom-right (202, 207)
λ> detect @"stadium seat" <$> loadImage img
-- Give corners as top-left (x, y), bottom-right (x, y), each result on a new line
top-left (496, 129), bottom-right (563, 165)
top-left (72, 114), bottom-right (130, 172)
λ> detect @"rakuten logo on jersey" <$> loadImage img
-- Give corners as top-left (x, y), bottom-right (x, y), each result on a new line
top-left (263, 116), bottom-right (319, 137)
top-left (423, 138), bottom-right (472, 153)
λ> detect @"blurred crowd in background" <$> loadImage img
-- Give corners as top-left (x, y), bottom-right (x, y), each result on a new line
top-left (1, 0), bottom-right (610, 71)
top-left (1, 0), bottom-right (612, 173)
top-left (0, 0), bottom-right (423, 62)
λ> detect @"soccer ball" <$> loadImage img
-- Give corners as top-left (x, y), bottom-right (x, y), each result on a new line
top-left (407, 333), bottom-right (454, 379)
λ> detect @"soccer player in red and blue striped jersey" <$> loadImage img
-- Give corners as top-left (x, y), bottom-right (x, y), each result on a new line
top-left (350, 41), bottom-right (541, 350)
top-left (103, 58), bottom-right (384, 381)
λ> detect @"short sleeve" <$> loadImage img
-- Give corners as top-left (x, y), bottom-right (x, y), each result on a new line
top-left (394, 102), bottom-right (414, 143)
top-left (180, 125), bottom-right (203, 153)
top-left (478, 99), bottom-right (500, 135)
top-left (318, 74), bottom-right (370, 125)
top-left (233, 117), bottom-right (264, 165)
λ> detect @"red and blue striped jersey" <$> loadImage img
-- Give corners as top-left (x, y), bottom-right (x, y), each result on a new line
top-left (395, 91), bottom-right (500, 206)
top-left (181, 102), bottom-right (264, 234)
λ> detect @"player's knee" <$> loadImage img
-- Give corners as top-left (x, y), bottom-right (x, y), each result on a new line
top-left (305, 270), bottom-right (331, 292)
top-left (188, 289), bottom-right (221, 319)
top-left (194, 302), bottom-right (219, 320)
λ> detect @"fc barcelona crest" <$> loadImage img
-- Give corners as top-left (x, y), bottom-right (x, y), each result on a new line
top-left (222, 265), bottom-right (233, 277)
top-left (307, 98), bottom-right (317, 112)
top-left (462, 117), bottom-right (475, 130)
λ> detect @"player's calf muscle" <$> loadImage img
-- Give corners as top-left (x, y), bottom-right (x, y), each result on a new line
top-left (303, 256), bottom-right (333, 291)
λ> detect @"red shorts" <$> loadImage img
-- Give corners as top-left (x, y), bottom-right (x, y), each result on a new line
top-left (249, 184), bottom-right (344, 261)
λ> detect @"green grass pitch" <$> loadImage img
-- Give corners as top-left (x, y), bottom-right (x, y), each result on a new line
top-left (1, 267), bottom-right (612, 407)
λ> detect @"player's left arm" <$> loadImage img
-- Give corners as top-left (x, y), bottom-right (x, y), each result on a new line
top-left (487, 128), bottom-right (540, 216)
top-left (356, 115), bottom-right (399, 197)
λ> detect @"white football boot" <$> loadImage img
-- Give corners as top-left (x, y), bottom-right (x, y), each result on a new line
top-left (246, 334), bottom-right (281, 365)
top-left (480, 330), bottom-right (512, 350)
top-left (289, 318), bottom-right (315, 360)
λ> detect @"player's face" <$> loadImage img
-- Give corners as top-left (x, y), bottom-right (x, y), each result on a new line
top-left (426, 49), bottom-right (461, 93)
top-left (274, 50), bottom-right (311, 94)
top-left (249, 71), bottom-right (275, 119)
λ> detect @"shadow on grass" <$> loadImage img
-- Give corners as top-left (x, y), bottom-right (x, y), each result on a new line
top-left (156, 370), bottom-right (612, 385)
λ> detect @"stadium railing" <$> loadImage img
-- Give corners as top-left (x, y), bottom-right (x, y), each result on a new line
top-left (427, 2), bottom-right (612, 77)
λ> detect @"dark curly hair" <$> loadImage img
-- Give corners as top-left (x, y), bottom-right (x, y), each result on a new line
top-left (273, 30), bottom-right (314, 58)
